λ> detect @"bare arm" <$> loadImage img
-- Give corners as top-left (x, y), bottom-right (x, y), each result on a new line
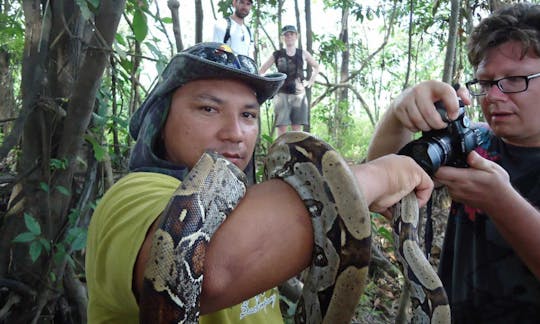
top-left (134, 179), bottom-right (312, 315)
top-left (135, 157), bottom-right (433, 316)
top-left (258, 55), bottom-right (275, 75)
top-left (436, 151), bottom-right (540, 279)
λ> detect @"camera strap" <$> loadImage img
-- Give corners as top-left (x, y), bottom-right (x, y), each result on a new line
top-left (424, 196), bottom-right (433, 258)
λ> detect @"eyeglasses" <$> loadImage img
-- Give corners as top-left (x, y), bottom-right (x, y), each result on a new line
top-left (466, 72), bottom-right (540, 96)
top-left (187, 44), bottom-right (258, 74)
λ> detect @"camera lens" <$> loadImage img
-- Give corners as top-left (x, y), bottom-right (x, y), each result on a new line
top-left (400, 135), bottom-right (452, 176)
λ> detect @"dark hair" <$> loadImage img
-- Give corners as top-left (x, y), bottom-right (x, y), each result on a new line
top-left (467, 2), bottom-right (540, 69)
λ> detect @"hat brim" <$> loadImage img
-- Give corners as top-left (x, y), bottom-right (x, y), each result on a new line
top-left (153, 53), bottom-right (286, 104)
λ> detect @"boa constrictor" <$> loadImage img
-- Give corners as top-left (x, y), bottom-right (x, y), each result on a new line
top-left (141, 131), bottom-right (450, 323)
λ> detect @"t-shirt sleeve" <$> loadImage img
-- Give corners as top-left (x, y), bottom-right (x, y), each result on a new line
top-left (213, 19), bottom-right (226, 43)
top-left (86, 172), bottom-right (179, 323)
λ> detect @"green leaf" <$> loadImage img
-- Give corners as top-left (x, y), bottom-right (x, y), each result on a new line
top-left (49, 271), bottom-right (57, 282)
top-left (84, 134), bottom-right (106, 161)
top-left (50, 158), bottom-right (68, 170)
top-left (132, 9), bottom-right (148, 43)
top-left (24, 213), bottom-right (41, 236)
top-left (87, 0), bottom-right (100, 10)
top-left (115, 33), bottom-right (127, 46)
top-left (68, 209), bottom-right (81, 226)
top-left (12, 232), bottom-right (36, 243)
top-left (71, 230), bottom-right (87, 252)
top-left (262, 134), bottom-right (274, 144)
top-left (161, 17), bottom-right (172, 24)
top-left (54, 245), bottom-right (67, 265)
top-left (75, 0), bottom-right (92, 20)
top-left (377, 226), bottom-right (394, 243)
top-left (29, 241), bottom-right (42, 262)
top-left (39, 238), bottom-right (51, 253)
top-left (66, 255), bottom-right (76, 268)
top-left (39, 182), bottom-right (50, 193)
top-left (55, 185), bottom-right (71, 196)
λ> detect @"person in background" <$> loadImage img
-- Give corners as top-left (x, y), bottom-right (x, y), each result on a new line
top-left (367, 3), bottom-right (540, 322)
top-left (213, 0), bottom-right (254, 57)
top-left (259, 25), bottom-right (319, 136)
top-left (85, 42), bottom-right (433, 323)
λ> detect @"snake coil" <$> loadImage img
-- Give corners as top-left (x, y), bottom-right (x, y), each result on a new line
top-left (141, 131), bottom-right (451, 324)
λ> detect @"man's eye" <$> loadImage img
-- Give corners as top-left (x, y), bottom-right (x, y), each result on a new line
top-left (242, 111), bottom-right (258, 119)
top-left (200, 106), bottom-right (216, 113)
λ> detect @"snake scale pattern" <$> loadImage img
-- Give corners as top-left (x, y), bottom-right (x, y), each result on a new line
top-left (141, 131), bottom-right (450, 323)
top-left (392, 192), bottom-right (451, 323)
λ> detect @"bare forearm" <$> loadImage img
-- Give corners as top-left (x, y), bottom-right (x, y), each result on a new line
top-left (366, 109), bottom-right (413, 161)
top-left (200, 179), bottom-right (313, 314)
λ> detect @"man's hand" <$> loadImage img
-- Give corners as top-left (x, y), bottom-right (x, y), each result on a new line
top-left (351, 154), bottom-right (434, 219)
top-left (391, 81), bottom-right (470, 133)
top-left (435, 151), bottom-right (510, 211)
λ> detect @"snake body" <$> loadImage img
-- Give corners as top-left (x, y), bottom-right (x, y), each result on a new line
top-left (141, 131), bottom-right (450, 324)
top-left (264, 132), bottom-right (371, 323)
top-left (392, 192), bottom-right (451, 323)
top-left (141, 153), bottom-right (247, 323)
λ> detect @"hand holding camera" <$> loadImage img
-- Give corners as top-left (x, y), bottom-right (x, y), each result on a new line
top-left (398, 99), bottom-right (484, 176)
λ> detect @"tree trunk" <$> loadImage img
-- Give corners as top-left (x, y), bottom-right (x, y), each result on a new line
top-left (304, 0), bottom-right (313, 132)
top-left (168, 0), bottom-right (183, 52)
top-left (0, 49), bottom-right (16, 135)
top-left (442, 0), bottom-right (459, 83)
top-left (334, 6), bottom-right (349, 147)
top-left (195, 0), bottom-right (203, 43)
top-left (0, 1), bottom-right (126, 322)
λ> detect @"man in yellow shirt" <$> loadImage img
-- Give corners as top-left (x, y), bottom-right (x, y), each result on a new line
top-left (86, 42), bottom-right (433, 323)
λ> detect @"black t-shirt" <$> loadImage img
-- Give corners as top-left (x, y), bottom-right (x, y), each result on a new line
top-left (438, 126), bottom-right (540, 323)
top-left (273, 49), bottom-right (303, 94)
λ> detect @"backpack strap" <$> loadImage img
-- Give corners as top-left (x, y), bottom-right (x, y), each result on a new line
top-left (223, 16), bottom-right (252, 44)
top-left (245, 25), bottom-right (253, 43)
top-left (223, 17), bottom-right (232, 44)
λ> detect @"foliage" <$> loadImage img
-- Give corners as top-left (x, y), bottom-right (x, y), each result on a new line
top-left (0, 4), bottom-right (24, 57)
top-left (12, 212), bottom-right (86, 268)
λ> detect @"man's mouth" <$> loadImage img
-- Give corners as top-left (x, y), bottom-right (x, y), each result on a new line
top-left (219, 152), bottom-right (245, 167)
top-left (490, 111), bottom-right (514, 121)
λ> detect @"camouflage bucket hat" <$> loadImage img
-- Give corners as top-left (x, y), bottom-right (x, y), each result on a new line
top-left (149, 42), bottom-right (285, 104)
top-left (128, 42), bottom-right (285, 179)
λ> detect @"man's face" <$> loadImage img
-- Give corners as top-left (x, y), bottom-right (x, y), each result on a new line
top-left (233, 0), bottom-right (252, 19)
top-left (476, 41), bottom-right (540, 147)
top-left (162, 79), bottom-right (259, 170)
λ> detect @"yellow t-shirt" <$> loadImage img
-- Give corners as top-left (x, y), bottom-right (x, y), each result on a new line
top-left (86, 172), bottom-right (283, 323)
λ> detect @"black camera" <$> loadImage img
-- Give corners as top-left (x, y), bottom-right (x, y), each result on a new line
top-left (398, 100), bottom-right (483, 176)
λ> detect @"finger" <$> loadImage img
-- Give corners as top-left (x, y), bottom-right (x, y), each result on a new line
top-left (412, 82), bottom-right (455, 130)
top-left (432, 82), bottom-right (462, 121)
top-left (406, 101), bottom-right (432, 132)
top-left (466, 151), bottom-right (489, 170)
top-left (455, 85), bottom-right (472, 105)
top-left (415, 177), bottom-right (434, 207)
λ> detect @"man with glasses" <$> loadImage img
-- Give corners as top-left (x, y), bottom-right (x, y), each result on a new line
top-left (85, 42), bottom-right (433, 323)
top-left (367, 3), bottom-right (540, 322)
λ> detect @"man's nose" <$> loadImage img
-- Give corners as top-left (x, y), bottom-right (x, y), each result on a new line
top-left (219, 115), bottom-right (243, 142)
top-left (485, 83), bottom-right (507, 100)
